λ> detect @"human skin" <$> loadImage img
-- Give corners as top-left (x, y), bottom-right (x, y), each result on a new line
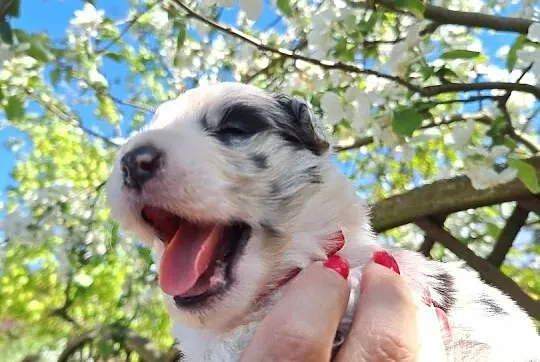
top-left (241, 253), bottom-right (448, 362)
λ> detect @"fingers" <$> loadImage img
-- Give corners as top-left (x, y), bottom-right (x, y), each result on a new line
top-left (240, 256), bottom-right (350, 362)
top-left (335, 256), bottom-right (419, 362)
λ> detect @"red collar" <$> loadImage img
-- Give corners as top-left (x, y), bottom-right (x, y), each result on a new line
top-left (256, 230), bottom-right (345, 302)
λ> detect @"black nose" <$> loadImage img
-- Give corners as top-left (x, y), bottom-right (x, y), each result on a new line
top-left (121, 145), bottom-right (162, 190)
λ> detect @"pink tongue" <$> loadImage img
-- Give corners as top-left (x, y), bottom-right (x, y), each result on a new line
top-left (159, 222), bottom-right (224, 296)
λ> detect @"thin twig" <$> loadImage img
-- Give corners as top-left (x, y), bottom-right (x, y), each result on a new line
top-left (496, 64), bottom-right (539, 154)
top-left (168, 0), bottom-right (540, 99)
top-left (105, 92), bottom-right (155, 113)
top-left (96, 0), bottom-right (162, 55)
top-left (168, 0), bottom-right (424, 94)
top-left (335, 112), bottom-right (538, 153)
top-left (25, 89), bottom-right (120, 147)
top-left (348, 0), bottom-right (533, 34)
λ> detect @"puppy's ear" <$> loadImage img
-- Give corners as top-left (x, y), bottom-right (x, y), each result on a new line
top-left (274, 95), bottom-right (330, 155)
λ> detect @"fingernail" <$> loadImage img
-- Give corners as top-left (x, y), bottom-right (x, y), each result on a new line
top-left (324, 254), bottom-right (349, 279)
top-left (324, 230), bottom-right (345, 256)
top-left (435, 307), bottom-right (451, 334)
top-left (372, 250), bottom-right (400, 275)
top-left (422, 289), bottom-right (433, 306)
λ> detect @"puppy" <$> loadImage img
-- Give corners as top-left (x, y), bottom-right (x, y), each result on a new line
top-left (107, 83), bottom-right (539, 361)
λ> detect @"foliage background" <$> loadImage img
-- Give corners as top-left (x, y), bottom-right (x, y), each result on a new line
top-left (0, 0), bottom-right (538, 360)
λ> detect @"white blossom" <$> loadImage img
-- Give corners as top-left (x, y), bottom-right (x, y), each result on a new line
top-left (344, 86), bottom-right (372, 129)
top-left (201, 0), bottom-right (235, 7)
top-left (88, 67), bottom-right (108, 88)
top-left (466, 163), bottom-right (517, 190)
top-left (375, 125), bottom-right (400, 148)
top-left (320, 91), bottom-right (345, 125)
top-left (517, 47), bottom-right (540, 82)
top-left (0, 44), bottom-right (14, 65)
top-left (490, 145), bottom-right (510, 159)
top-left (239, 0), bottom-right (263, 20)
top-left (69, 3), bottom-right (104, 38)
top-left (450, 120), bottom-right (475, 148)
top-left (527, 22), bottom-right (540, 42)
top-left (307, 6), bottom-right (338, 58)
top-left (149, 8), bottom-right (170, 31)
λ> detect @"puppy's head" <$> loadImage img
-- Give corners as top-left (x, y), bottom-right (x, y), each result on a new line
top-left (107, 83), bottom-right (336, 330)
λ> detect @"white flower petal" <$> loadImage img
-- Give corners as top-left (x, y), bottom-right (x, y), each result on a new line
top-left (497, 168), bottom-right (518, 184)
top-left (217, 0), bottom-right (235, 6)
top-left (239, 0), bottom-right (263, 20)
top-left (490, 145), bottom-right (510, 159)
top-left (88, 68), bottom-right (108, 87)
top-left (321, 92), bottom-right (344, 125)
top-left (451, 120), bottom-right (474, 148)
top-left (527, 22), bottom-right (540, 42)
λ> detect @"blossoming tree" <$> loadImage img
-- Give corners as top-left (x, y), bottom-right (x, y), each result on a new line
top-left (0, 0), bottom-right (539, 360)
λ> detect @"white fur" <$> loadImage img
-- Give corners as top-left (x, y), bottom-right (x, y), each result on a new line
top-left (107, 83), bottom-right (539, 361)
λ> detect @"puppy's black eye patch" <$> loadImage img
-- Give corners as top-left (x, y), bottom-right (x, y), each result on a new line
top-left (211, 103), bottom-right (271, 144)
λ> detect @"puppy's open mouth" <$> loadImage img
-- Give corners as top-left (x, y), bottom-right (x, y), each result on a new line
top-left (141, 206), bottom-right (251, 307)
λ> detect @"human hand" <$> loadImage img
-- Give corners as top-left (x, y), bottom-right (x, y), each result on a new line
top-left (241, 251), bottom-right (449, 361)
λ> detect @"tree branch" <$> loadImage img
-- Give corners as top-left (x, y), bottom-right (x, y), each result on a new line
top-left (25, 88), bottom-right (120, 147)
top-left (518, 196), bottom-right (540, 215)
top-left (371, 156), bottom-right (540, 232)
top-left (96, 0), bottom-right (162, 55)
top-left (335, 112), bottom-right (538, 153)
top-left (104, 92), bottom-right (155, 113)
top-left (423, 82), bottom-right (540, 99)
top-left (58, 326), bottom-right (176, 362)
top-left (334, 136), bottom-right (374, 152)
top-left (417, 215), bottom-right (447, 257)
top-left (415, 217), bottom-right (540, 320)
top-left (169, 0), bottom-right (422, 93)
top-left (349, 0), bottom-right (534, 34)
top-left (169, 0), bottom-right (540, 100)
top-left (486, 205), bottom-right (529, 268)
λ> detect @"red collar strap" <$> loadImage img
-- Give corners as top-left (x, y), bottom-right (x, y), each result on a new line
top-left (257, 230), bottom-right (345, 302)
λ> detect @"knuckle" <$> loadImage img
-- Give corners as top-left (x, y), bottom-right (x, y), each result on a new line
top-left (268, 323), bottom-right (327, 360)
top-left (356, 330), bottom-right (417, 362)
top-left (373, 332), bottom-right (417, 361)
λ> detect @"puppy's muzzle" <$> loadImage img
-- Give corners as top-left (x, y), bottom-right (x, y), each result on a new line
top-left (121, 145), bottom-right (162, 190)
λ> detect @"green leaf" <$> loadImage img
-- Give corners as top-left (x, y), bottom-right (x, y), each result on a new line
top-left (0, 20), bottom-right (13, 44)
top-left (13, 30), bottom-right (53, 62)
top-left (277, 0), bottom-right (293, 16)
top-left (5, 96), bottom-right (24, 120)
top-left (508, 159), bottom-right (540, 193)
top-left (441, 49), bottom-right (481, 60)
top-left (50, 67), bottom-right (61, 86)
top-left (6, 0), bottom-right (21, 18)
top-left (394, 0), bottom-right (425, 18)
top-left (103, 51), bottom-right (124, 62)
top-left (507, 35), bottom-right (526, 71)
top-left (392, 108), bottom-right (424, 137)
top-left (176, 24), bottom-right (187, 49)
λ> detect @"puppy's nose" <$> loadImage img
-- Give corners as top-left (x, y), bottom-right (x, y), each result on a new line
top-left (121, 145), bottom-right (162, 190)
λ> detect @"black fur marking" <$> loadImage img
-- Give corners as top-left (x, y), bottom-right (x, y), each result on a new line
top-left (211, 102), bottom-right (271, 145)
top-left (479, 294), bottom-right (506, 315)
top-left (274, 95), bottom-right (330, 155)
top-left (277, 130), bottom-right (306, 152)
top-left (305, 165), bottom-right (323, 184)
top-left (270, 182), bottom-right (281, 196)
top-left (250, 153), bottom-right (268, 169)
top-left (200, 114), bottom-right (209, 131)
top-left (269, 182), bottom-right (294, 206)
top-left (431, 272), bottom-right (457, 313)
top-left (220, 103), bottom-right (271, 133)
top-left (260, 221), bottom-right (281, 238)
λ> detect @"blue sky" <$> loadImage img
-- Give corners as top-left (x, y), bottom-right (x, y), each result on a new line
top-left (0, 0), bottom-right (524, 204)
